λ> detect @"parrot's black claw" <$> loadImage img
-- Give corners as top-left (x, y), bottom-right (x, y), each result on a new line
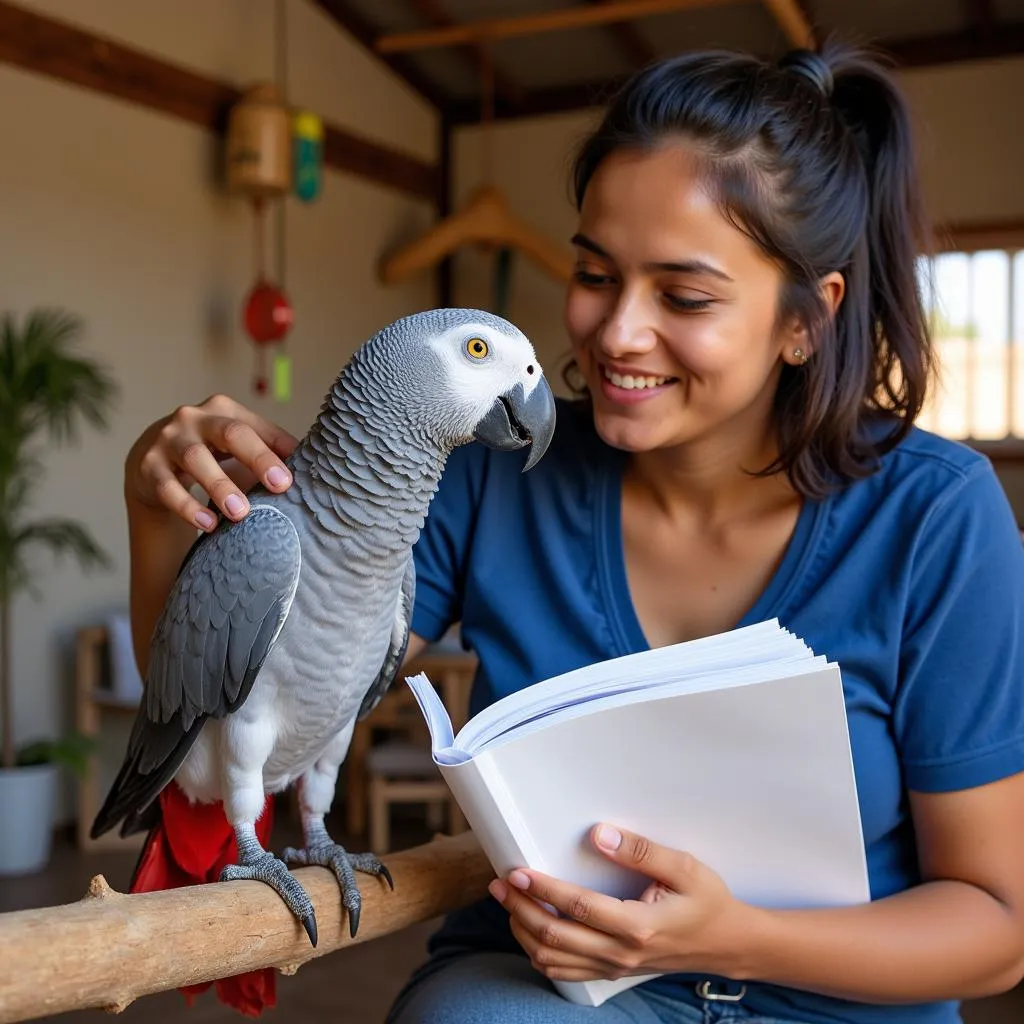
top-left (346, 850), bottom-right (394, 888)
top-left (302, 912), bottom-right (318, 947)
top-left (282, 840), bottom-right (393, 940)
top-left (219, 851), bottom-right (316, 945)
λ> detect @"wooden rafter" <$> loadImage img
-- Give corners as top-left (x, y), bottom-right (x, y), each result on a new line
top-left (760, 0), bottom-right (815, 49)
top-left (446, 19), bottom-right (1024, 124)
top-left (376, 0), bottom-right (735, 54)
top-left (407, 0), bottom-right (524, 110)
top-left (0, 0), bottom-right (438, 201)
top-left (447, 74), bottom-right (629, 124)
top-left (933, 217), bottom-right (1024, 253)
top-left (884, 21), bottom-right (1024, 67)
top-left (312, 0), bottom-right (448, 108)
top-left (584, 0), bottom-right (657, 67)
top-left (963, 0), bottom-right (997, 38)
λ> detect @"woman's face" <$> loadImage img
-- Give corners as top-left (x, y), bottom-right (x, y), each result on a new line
top-left (564, 142), bottom-right (805, 457)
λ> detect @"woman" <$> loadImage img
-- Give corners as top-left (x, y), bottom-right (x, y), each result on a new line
top-left (122, 38), bottom-right (1024, 1024)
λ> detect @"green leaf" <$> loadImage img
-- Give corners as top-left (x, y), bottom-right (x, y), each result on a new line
top-left (17, 732), bottom-right (99, 778)
top-left (0, 307), bottom-right (119, 766)
top-left (0, 307), bottom-right (118, 459)
top-left (14, 519), bottom-right (112, 573)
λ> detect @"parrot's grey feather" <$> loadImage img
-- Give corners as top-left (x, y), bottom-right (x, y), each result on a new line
top-left (153, 504), bottom-right (300, 728)
top-left (357, 555), bottom-right (415, 722)
top-left (91, 506), bottom-right (300, 837)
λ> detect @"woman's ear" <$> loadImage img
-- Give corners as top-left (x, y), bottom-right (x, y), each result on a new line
top-left (780, 321), bottom-right (812, 367)
top-left (820, 271), bottom-right (845, 318)
top-left (780, 272), bottom-right (845, 367)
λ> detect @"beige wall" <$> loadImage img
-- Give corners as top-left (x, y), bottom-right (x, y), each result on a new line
top-left (901, 56), bottom-right (1024, 226)
top-left (452, 109), bottom-right (599, 382)
top-left (451, 57), bottom-right (1024, 518)
top-left (1, 0), bottom-right (438, 800)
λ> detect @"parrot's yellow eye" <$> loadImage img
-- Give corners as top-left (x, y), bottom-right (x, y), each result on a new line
top-left (466, 337), bottom-right (489, 359)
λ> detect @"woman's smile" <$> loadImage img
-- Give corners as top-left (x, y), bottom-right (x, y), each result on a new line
top-left (597, 360), bottom-right (680, 405)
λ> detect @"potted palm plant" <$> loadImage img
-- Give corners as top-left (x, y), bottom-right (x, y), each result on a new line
top-left (0, 308), bottom-right (117, 875)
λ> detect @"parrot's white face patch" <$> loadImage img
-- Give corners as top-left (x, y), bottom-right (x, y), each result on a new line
top-left (428, 321), bottom-right (544, 426)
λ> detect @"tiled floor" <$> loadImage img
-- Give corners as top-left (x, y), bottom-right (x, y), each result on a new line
top-left (1, 806), bottom-right (1021, 1024)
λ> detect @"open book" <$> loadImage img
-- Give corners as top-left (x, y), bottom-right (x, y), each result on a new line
top-left (405, 619), bottom-right (869, 1008)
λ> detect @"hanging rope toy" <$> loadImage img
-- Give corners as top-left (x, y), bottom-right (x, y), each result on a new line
top-left (292, 111), bottom-right (324, 203)
top-left (226, 84), bottom-right (295, 395)
top-left (242, 271), bottom-right (294, 396)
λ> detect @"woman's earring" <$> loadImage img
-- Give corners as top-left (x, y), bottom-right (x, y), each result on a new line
top-left (792, 347), bottom-right (809, 364)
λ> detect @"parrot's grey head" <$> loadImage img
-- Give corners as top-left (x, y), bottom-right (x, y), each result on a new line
top-left (365, 308), bottom-right (556, 472)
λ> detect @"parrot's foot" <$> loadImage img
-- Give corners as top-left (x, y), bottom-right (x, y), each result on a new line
top-left (220, 852), bottom-right (319, 947)
top-left (282, 841), bottom-right (394, 939)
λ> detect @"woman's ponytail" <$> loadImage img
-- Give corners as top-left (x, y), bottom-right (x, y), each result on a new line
top-left (827, 39), bottom-right (934, 428)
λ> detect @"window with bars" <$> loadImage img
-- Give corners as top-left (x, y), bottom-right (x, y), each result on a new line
top-left (916, 246), bottom-right (1024, 442)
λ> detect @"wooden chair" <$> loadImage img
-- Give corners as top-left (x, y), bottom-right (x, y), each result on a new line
top-left (345, 650), bottom-right (476, 853)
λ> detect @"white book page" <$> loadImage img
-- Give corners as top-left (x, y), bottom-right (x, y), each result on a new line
top-left (473, 655), bottom-right (831, 755)
top-left (405, 672), bottom-right (455, 756)
top-left (454, 619), bottom-right (809, 752)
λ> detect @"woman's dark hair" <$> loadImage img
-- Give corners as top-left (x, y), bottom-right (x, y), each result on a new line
top-left (568, 37), bottom-right (934, 499)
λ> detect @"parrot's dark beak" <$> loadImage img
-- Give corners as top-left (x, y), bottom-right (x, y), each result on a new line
top-left (473, 377), bottom-right (556, 472)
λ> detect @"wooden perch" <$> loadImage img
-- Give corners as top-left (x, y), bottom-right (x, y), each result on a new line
top-left (0, 832), bottom-right (493, 1024)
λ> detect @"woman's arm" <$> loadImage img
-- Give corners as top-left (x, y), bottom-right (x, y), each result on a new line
top-left (122, 394), bottom-right (298, 675)
top-left (492, 773), bottom-right (1024, 1003)
top-left (123, 393), bottom-right (438, 678)
top-left (402, 633), bottom-right (429, 666)
top-left (738, 774), bottom-right (1024, 1001)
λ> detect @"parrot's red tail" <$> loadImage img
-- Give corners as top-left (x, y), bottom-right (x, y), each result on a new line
top-left (130, 782), bottom-right (277, 1018)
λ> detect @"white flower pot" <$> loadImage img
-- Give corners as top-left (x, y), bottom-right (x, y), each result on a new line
top-left (0, 763), bottom-right (59, 876)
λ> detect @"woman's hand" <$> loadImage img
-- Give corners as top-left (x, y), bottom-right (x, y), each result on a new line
top-left (489, 824), bottom-right (755, 984)
top-left (125, 393), bottom-right (299, 532)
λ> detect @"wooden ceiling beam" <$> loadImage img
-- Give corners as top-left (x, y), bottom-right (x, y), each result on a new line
top-left (376, 0), bottom-right (735, 54)
top-left (883, 21), bottom-right (1024, 67)
top-left (932, 217), bottom-right (1024, 253)
top-left (963, 0), bottom-right (997, 39)
top-left (405, 0), bottom-right (525, 110)
top-left (0, 0), bottom-right (439, 201)
top-left (447, 75), bottom-right (631, 124)
top-left (760, 0), bottom-right (815, 49)
top-left (312, 0), bottom-right (448, 108)
top-left (583, 0), bottom-right (657, 67)
top-left (448, 19), bottom-right (1024, 123)
top-left (0, 0), bottom-right (236, 131)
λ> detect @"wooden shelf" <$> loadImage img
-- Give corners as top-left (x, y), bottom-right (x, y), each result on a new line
top-left (90, 691), bottom-right (139, 712)
top-left (74, 627), bottom-right (144, 852)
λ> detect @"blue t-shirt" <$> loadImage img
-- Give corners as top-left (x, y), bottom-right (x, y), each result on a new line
top-left (409, 399), bottom-right (1024, 1024)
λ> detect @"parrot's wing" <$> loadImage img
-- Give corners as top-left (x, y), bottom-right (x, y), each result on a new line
top-left (91, 504), bottom-right (301, 838)
top-left (357, 554), bottom-right (415, 721)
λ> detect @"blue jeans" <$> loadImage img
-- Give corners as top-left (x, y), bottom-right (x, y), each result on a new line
top-left (386, 950), bottom-right (804, 1024)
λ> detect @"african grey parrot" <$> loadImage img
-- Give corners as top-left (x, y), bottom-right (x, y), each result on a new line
top-left (91, 309), bottom-right (555, 988)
